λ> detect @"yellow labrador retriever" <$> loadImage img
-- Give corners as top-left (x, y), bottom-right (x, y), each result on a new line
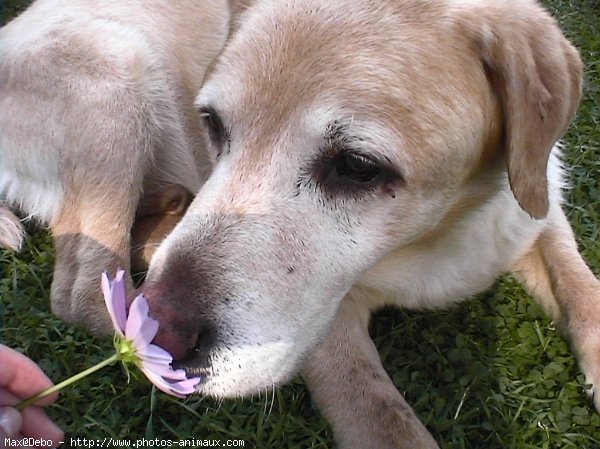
top-left (0, 0), bottom-right (229, 332)
top-left (1, 0), bottom-right (598, 447)
top-left (139, 0), bottom-right (598, 447)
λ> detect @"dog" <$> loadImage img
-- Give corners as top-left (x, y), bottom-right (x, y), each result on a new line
top-left (138, 0), bottom-right (599, 447)
top-left (1, 0), bottom-right (598, 447)
top-left (0, 0), bottom-right (229, 332)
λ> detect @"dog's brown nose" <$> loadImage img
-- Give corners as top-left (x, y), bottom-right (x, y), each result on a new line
top-left (142, 288), bottom-right (196, 360)
top-left (141, 265), bottom-right (215, 362)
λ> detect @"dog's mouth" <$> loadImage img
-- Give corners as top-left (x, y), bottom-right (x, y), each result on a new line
top-left (168, 326), bottom-right (217, 375)
top-left (164, 328), bottom-right (305, 398)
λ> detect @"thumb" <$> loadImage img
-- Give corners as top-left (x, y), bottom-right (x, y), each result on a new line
top-left (0, 406), bottom-right (22, 438)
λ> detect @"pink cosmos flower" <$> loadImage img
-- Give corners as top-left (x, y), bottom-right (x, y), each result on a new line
top-left (101, 270), bottom-right (200, 398)
top-left (16, 270), bottom-right (201, 412)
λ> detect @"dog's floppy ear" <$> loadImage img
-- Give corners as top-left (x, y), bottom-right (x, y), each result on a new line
top-left (470, 2), bottom-right (583, 218)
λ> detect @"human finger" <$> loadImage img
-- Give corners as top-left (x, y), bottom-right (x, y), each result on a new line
top-left (0, 406), bottom-right (23, 437)
top-left (20, 406), bottom-right (64, 446)
top-left (0, 345), bottom-right (58, 406)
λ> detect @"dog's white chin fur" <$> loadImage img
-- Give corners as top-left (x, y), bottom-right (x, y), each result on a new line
top-left (197, 340), bottom-right (299, 398)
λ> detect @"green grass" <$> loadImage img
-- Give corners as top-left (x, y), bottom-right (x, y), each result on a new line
top-left (1, 0), bottom-right (599, 448)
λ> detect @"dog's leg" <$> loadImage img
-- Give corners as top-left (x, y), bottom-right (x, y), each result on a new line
top-left (50, 187), bottom-right (141, 334)
top-left (512, 207), bottom-right (600, 409)
top-left (301, 290), bottom-right (440, 449)
top-left (47, 97), bottom-right (158, 333)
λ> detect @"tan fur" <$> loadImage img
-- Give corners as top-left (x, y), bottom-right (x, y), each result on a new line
top-left (302, 290), bottom-right (441, 449)
top-left (131, 185), bottom-right (193, 273)
top-left (294, 2), bottom-right (587, 445)
top-left (2, 0), bottom-right (597, 448)
top-left (463, 0), bottom-right (583, 218)
top-left (140, 1), bottom-right (595, 448)
top-left (0, 0), bottom-right (230, 333)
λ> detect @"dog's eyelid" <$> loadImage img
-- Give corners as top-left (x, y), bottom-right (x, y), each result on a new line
top-left (373, 153), bottom-right (405, 184)
top-left (336, 146), bottom-right (405, 185)
top-left (364, 155), bottom-right (405, 187)
top-left (197, 105), bottom-right (222, 125)
top-left (323, 120), bottom-right (403, 178)
top-left (197, 105), bottom-right (231, 155)
top-left (308, 144), bottom-right (405, 200)
top-left (197, 104), bottom-right (216, 114)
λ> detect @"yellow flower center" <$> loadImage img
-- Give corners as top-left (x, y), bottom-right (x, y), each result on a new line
top-left (114, 335), bottom-right (141, 366)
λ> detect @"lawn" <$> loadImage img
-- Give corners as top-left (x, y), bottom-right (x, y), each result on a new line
top-left (1, 0), bottom-right (599, 448)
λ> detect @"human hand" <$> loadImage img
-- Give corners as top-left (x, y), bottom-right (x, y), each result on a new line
top-left (0, 344), bottom-right (64, 447)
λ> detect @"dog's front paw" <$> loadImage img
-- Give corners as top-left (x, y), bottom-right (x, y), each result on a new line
top-left (50, 233), bottom-right (128, 335)
top-left (572, 332), bottom-right (600, 413)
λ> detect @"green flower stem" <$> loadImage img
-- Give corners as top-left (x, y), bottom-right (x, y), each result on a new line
top-left (16, 353), bottom-right (120, 411)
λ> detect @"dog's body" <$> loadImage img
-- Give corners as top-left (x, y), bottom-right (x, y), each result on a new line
top-left (1, 0), bottom-right (599, 447)
top-left (0, 0), bottom-right (229, 331)
top-left (141, 0), bottom-right (599, 447)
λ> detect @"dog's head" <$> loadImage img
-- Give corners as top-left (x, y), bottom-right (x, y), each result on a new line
top-left (142, 0), bottom-right (582, 397)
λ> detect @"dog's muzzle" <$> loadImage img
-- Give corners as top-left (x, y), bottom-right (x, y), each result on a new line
top-left (141, 256), bottom-right (218, 372)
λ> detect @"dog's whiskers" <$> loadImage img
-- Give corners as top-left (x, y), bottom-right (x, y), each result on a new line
top-left (267, 382), bottom-right (276, 421)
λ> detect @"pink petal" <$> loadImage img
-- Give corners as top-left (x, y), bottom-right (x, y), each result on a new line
top-left (140, 356), bottom-right (202, 397)
top-left (140, 367), bottom-right (188, 398)
top-left (169, 377), bottom-right (201, 395)
top-left (162, 368), bottom-right (191, 382)
top-left (110, 270), bottom-right (128, 332)
top-left (125, 295), bottom-right (158, 348)
top-left (101, 272), bottom-right (125, 336)
top-left (141, 359), bottom-right (188, 381)
top-left (138, 344), bottom-right (173, 364)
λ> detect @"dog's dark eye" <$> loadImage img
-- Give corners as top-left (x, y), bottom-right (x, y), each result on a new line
top-left (199, 107), bottom-right (226, 149)
top-left (310, 150), bottom-right (402, 197)
top-left (308, 147), bottom-right (405, 198)
top-left (335, 153), bottom-right (382, 183)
